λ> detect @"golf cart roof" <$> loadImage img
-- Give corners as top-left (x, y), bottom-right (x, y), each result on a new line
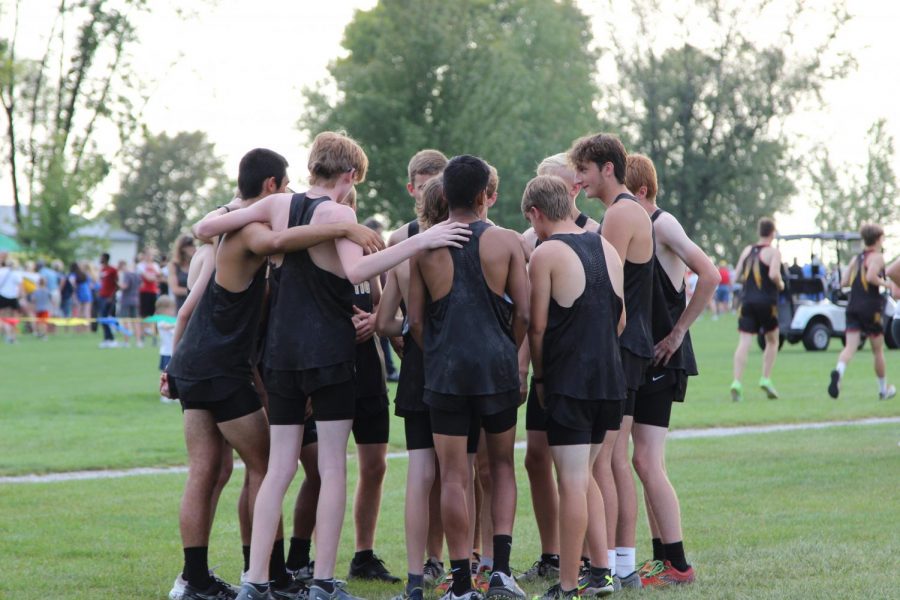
top-left (777, 232), bottom-right (861, 242)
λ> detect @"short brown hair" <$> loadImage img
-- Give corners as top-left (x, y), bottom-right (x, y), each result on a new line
top-left (407, 149), bottom-right (448, 183)
top-left (758, 217), bottom-right (776, 238)
top-left (308, 131), bottom-right (369, 185)
top-left (860, 222), bottom-right (884, 246)
top-left (625, 154), bottom-right (657, 201)
top-left (568, 133), bottom-right (627, 184)
top-left (486, 165), bottom-right (499, 198)
top-left (418, 177), bottom-right (448, 229)
top-left (521, 175), bottom-right (571, 222)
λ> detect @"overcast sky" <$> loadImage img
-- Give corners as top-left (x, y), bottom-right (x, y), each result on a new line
top-left (3, 0), bottom-right (899, 244)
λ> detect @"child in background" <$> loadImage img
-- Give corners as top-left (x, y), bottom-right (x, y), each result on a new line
top-left (155, 295), bottom-right (177, 403)
top-left (32, 277), bottom-right (52, 339)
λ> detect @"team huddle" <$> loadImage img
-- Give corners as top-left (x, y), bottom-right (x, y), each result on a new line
top-left (161, 130), bottom-right (743, 600)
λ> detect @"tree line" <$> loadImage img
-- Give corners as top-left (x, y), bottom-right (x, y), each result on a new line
top-left (1, 0), bottom-right (895, 262)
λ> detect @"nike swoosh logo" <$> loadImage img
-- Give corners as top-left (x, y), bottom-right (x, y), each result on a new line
top-left (652, 374), bottom-right (665, 382)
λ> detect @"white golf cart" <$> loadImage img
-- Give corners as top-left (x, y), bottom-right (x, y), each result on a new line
top-left (755, 232), bottom-right (898, 352)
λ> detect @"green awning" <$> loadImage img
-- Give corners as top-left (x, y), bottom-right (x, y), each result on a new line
top-left (0, 233), bottom-right (21, 252)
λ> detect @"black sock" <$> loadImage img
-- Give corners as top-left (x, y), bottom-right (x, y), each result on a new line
top-left (541, 553), bottom-right (560, 568)
top-left (662, 541), bottom-right (689, 572)
top-left (492, 535), bottom-right (512, 576)
top-left (287, 537), bottom-right (311, 571)
top-left (183, 546), bottom-right (212, 589)
top-left (652, 538), bottom-right (665, 562)
top-left (270, 539), bottom-right (290, 588)
top-left (581, 556), bottom-right (591, 570)
top-left (589, 566), bottom-right (611, 585)
top-left (354, 549), bottom-right (374, 564)
top-left (242, 545), bottom-right (251, 573)
top-left (314, 578), bottom-right (336, 594)
top-left (450, 559), bottom-right (472, 596)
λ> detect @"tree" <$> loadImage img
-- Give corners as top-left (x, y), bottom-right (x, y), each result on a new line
top-left (301, 0), bottom-right (601, 228)
top-left (810, 119), bottom-right (898, 233)
top-left (604, 0), bottom-right (854, 260)
top-left (0, 0), bottom-right (152, 260)
top-left (113, 130), bottom-right (230, 252)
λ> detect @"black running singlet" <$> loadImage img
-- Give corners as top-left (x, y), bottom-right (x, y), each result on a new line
top-left (741, 244), bottom-right (779, 305)
top-left (543, 233), bottom-right (626, 401)
top-left (648, 210), bottom-right (698, 375)
top-left (423, 221), bottom-right (519, 396)
top-left (847, 250), bottom-right (885, 314)
top-left (263, 193), bottom-right (355, 371)
top-left (167, 265), bottom-right (267, 382)
top-left (613, 193), bottom-right (655, 359)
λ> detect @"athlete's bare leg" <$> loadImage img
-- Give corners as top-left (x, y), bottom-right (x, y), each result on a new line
top-left (524, 431), bottom-right (560, 555)
top-left (354, 443), bottom-right (388, 551)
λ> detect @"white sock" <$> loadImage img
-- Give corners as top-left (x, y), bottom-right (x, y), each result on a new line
top-left (836, 362), bottom-right (846, 377)
top-left (878, 377), bottom-right (887, 394)
top-left (615, 547), bottom-right (636, 577)
top-left (607, 550), bottom-right (617, 576)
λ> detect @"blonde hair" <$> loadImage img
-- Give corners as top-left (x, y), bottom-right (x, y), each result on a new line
top-left (521, 175), bottom-right (571, 221)
top-left (407, 149), bottom-right (448, 183)
top-left (308, 131), bottom-right (369, 185)
top-left (418, 177), bottom-right (449, 229)
top-left (625, 154), bottom-right (658, 201)
top-left (536, 153), bottom-right (569, 176)
top-left (486, 164), bottom-right (500, 198)
top-left (155, 295), bottom-right (176, 312)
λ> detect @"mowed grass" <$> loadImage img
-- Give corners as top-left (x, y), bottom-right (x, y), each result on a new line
top-left (1, 423), bottom-right (898, 599)
top-left (1, 313), bottom-right (898, 475)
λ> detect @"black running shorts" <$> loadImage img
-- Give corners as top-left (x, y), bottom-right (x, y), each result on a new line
top-left (174, 376), bottom-right (262, 424)
top-left (525, 380), bottom-right (549, 432)
top-left (265, 364), bottom-right (355, 424)
top-left (738, 302), bottom-right (778, 334)
top-left (845, 307), bottom-right (884, 337)
top-left (353, 398), bottom-right (390, 445)
top-left (621, 348), bottom-right (650, 392)
top-left (545, 395), bottom-right (624, 446)
top-left (634, 369), bottom-right (689, 429)
top-left (302, 419), bottom-right (318, 447)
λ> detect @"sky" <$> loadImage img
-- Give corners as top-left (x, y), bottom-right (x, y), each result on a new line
top-left (2, 0), bottom-right (899, 256)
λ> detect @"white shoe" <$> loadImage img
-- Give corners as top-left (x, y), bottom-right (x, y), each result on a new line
top-left (169, 574), bottom-right (187, 600)
top-left (879, 385), bottom-right (896, 400)
top-left (161, 396), bottom-right (177, 404)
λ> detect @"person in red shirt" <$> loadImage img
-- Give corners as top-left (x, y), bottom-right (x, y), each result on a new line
top-left (98, 252), bottom-right (119, 348)
top-left (714, 261), bottom-right (732, 318)
top-left (137, 248), bottom-right (161, 319)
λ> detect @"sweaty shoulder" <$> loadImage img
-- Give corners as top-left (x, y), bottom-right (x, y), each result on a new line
top-left (482, 225), bottom-right (524, 252)
top-left (388, 223), bottom-right (411, 247)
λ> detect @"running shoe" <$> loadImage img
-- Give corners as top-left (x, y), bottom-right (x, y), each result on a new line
top-left (184, 577), bottom-right (239, 600)
top-left (636, 559), bottom-right (660, 577)
top-left (437, 590), bottom-right (483, 600)
top-left (759, 377), bottom-right (779, 399)
top-left (486, 571), bottom-right (526, 600)
top-left (173, 572), bottom-right (239, 600)
top-left (436, 573), bottom-right (454, 595)
top-left (617, 571), bottom-right (642, 589)
top-left (516, 556), bottom-right (560, 583)
top-left (534, 583), bottom-right (580, 600)
top-left (424, 558), bottom-right (446, 586)
top-left (639, 560), bottom-right (695, 588)
top-left (729, 380), bottom-right (743, 402)
top-left (879, 384), bottom-right (896, 400)
top-left (390, 587), bottom-right (424, 600)
top-left (309, 583), bottom-right (365, 600)
top-left (290, 562), bottom-right (315, 585)
top-left (828, 370), bottom-right (841, 399)
top-left (348, 552), bottom-right (401, 583)
top-left (471, 552), bottom-right (482, 576)
top-left (271, 577), bottom-right (309, 600)
top-left (234, 583), bottom-right (269, 600)
top-left (474, 566), bottom-right (492, 593)
top-left (577, 572), bottom-right (614, 597)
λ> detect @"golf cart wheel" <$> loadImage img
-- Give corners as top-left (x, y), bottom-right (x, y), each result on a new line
top-left (802, 322), bottom-right (831, 351)
top-left (886, 317), bottom-right (899, 350)
top-left (757, 333), bottom-right (786, 351)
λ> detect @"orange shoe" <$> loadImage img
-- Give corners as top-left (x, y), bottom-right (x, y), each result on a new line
top-left (639, 560), bottom-right (695, 587)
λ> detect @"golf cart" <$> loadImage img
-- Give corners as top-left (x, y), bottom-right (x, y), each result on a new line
top-left (754, 232), bottom-right (898, 352)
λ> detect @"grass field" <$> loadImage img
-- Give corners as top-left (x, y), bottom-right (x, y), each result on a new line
top-left (2, 314), bottom-right (899, 599)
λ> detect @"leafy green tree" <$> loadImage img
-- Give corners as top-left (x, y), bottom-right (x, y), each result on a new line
top-left (0, 0), bottom-right (152, 261)
top-left (113, 130), bottom-right (230, 251)
top-left (301, 0), bottom-right (601, 228)
top-left (810, 119), bottom-right (898, 233)
top-left (605, 0), bottom-right (854, 260)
